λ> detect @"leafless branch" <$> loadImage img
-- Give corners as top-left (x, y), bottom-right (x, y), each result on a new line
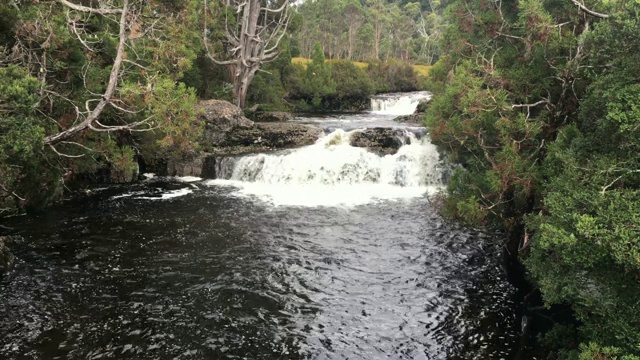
top-left (570, 0), bottom-right (609, 19)
top-left (56, 0), bottom-right (123, 15)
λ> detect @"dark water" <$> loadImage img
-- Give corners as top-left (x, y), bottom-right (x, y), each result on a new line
top-left (0, 181), bottom-right (520, 359)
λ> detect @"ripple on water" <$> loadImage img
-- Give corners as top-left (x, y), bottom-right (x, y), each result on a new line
top-left (0, 183), bottom-right (519, 359)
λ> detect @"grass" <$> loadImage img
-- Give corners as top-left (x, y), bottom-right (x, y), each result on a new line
top-left (292, 57), bottom-right (431, 76)
top-left (412, 64), bottom-right (432, 77)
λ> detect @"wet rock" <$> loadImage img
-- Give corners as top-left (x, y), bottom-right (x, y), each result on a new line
top-left (350, 128), bottom-right (406, 155)
top-left (214, 122), bottom-right (323, 154)
top-left (0, 236), bottom-right (16, 275)
top-left (166, 155), bottom-right (204, 177)
top-left (416, 97), bottom-right (432, 113)
top-left (248, 111), bottom-right (293, 123)
top-left (109, 163), bottom-right (139, 183)
top-left (393, 97), bottom-right (431, 124)
top-left (393, 114), bottom-right (423, 124)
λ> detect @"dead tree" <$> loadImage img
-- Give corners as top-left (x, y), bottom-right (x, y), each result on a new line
top-left (204, 0), bottom-right (290, 109)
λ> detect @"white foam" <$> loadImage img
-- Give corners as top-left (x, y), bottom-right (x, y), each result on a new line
top-left (112, 188), bottom-right (193, 201)
top-left (203, 128), bottom-right (447, 207)
top-left (138, 188), bottom-right (193, 200)
top-left (371, 91), bottom-right (431, 116)
top-left (204, 180), bottom-right (441, 207)
top-left (175, 176), bottom-right (202, 183)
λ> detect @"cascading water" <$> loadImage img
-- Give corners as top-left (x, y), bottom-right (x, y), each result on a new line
top-left (205, 91), bottom-right (445, 206)
top-left (370, 91), bottom-right (431, 115)
top-left (206, 129), bottom-right (447, 206)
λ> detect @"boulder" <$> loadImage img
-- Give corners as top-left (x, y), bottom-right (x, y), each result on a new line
top-left (350, 128), bottom-right (406, 155)
top-left (200, 99), bottom-right (254, 130)
top-left (0, 236), bottom-right (16, 275)
top-left (199, 99), bottom-right (321, 154)
top-left (200, 99), bottom-right (254, 148)
top-left (166, 155), bottom-right (205, 177)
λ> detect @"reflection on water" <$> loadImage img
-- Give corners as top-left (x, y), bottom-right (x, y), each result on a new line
top-left (1, 182), bottom-right (519, 359)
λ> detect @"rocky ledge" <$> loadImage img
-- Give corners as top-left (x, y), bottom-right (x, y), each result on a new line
top-left (200, 100), bottom-right (321, 154)
top-left (161, 100), bottom-right (322, 177)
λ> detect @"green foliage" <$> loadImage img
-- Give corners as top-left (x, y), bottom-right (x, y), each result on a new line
top-left (293, 0), bottom-right (446, 63)
top-left (323, 60), bottom-right (374, 110)
top-left (0, 0), bottom-right (204, 211)
top-left (299, 43), bottom-right (336, 108)
top-left (0, 65), bottom-right (59, 211)
top-left (577, 343), bottom-right (640, 360)
top-left (427, 0), bottom-right (640, 357)
top-left (367, 59), bottom-right (418, 92)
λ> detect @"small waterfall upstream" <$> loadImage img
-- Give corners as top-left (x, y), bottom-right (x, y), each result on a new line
top-left (207, 92), bottom-right (446, 206)
top-left (370, 91), bottom-right (431, 115)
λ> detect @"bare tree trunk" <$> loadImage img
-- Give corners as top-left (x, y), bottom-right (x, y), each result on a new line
top-left (374, 22), bottom-right (382, 60)
top-left (205, 0), bottom-right (290, 109)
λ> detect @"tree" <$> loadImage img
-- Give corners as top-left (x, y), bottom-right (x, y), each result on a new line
top-left (1, 0), bottom-right (202, 209)
top-left (425, 0), bottom-right (640, 357)
top-left (204, 0), bottom-right (291, 108)
top-left (344, 0), bottom-right (364, 60)
top-left (300, 42), bottom-right (335, 108)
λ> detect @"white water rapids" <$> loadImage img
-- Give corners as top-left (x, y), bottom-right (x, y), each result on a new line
top-left (370, 91), bottom-right (431, 115)
top-left (206, 91), bottom-right (446, 207)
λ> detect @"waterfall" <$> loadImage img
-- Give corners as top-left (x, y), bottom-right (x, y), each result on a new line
top-left (205, 128), bottom-right (447, 206)
top-left (370, 91), bottom-right (431, 116)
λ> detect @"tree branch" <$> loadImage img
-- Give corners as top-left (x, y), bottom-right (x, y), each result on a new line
top-left (45, 0), bottom-right (129, 146)
top-left (570, 0), bottom-right (609, 19)
top-left (56, 0), bottom-right (123, 15)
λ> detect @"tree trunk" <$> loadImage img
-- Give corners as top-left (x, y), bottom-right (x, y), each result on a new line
top-left (205, 0), bottom-right (290, 109)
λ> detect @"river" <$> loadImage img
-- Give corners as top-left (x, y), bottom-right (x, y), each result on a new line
top-left (0, 93), bottom-right (522, 359)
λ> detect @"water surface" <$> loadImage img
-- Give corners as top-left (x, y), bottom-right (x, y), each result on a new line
top-left (0, 93), bottom-right (521, 359)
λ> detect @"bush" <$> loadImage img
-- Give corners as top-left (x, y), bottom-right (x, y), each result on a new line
top-left (323, 60), bottom-right (375, 111)
top-left (366, 58), bottom-right (418, 93)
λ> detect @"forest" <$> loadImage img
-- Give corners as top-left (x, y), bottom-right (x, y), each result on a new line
top-left (1, 0), bottom-right (639, 359)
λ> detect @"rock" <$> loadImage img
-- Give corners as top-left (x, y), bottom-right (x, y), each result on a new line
top-left (393, 97), bottom-right (431, 123)
top-left (199, 99), bottom-right (320, 153)
top-left (0, 236), bottom-right (16, 275)
top-left (160, 100), bottom-right (322, 176)
top-left (199, 99), bottom-right (254, 130)
top-left (109, 163), bottom-right (139, 183)
top-left (166, 156), bottom-right (204, 177)
top-left (416, 97), bottom-right (432, 113)
top-left (214, 122), bottom-right (323, 154)
top-left (249, 111), bottom-right (293, 123)
top-left (393, 114), bottom-right (423, 124)
top-left (350, 128), bottom-right (406, 155)
top-left (200, 99), bottom-right (254, 149)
